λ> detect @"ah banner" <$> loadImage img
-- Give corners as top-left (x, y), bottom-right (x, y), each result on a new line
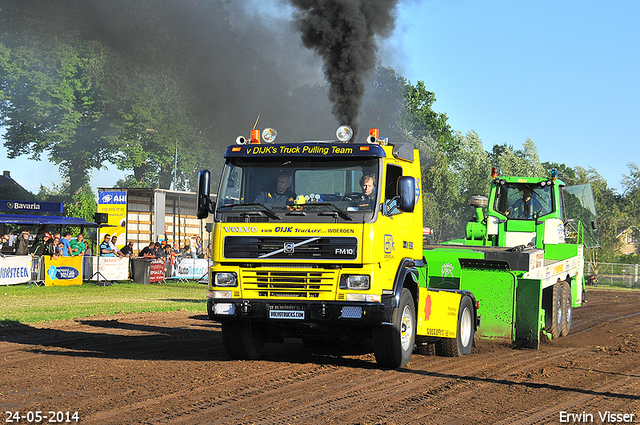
top-left (170, 258), bottom-right (209, 279)
top-left (97, 190), bottom-right (127, 250)
top-left (91, 257), bottom-right (129, 281)
top-left (0, 256), bottom-right (33, 285)
top-left (44, 256), bottom-right (83, 286)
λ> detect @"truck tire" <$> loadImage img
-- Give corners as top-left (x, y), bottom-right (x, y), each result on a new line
top-left (544, 283), bottom-right (562, 339)
top-left (560, 281), bottom-right (572, 337)
top-left (414, 342), bottom-right (436, 356)
top-left (372, 288), bottom-right (416, 368)
top-left (206, 299), bottom-right (215, 320)
top-left (436, 295), bottom-right (475, 357)
top-left (222, 320), bottom-right (265, 360)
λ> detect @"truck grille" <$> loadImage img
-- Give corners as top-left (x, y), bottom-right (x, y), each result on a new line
top-left (241, 269), bottom-right (337, 299)
top-left (224, 236), bottom-right (358, 260)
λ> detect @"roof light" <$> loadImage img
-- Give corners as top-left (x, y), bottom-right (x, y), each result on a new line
top-left (367, 128), bottom-right (379, 144)
top-left (336, 125), bottom-right (353, 142)
top-left (235, 136), bottom-right (247, 145)
top-left (262, 128), bottom-right (277, 144)
top-left (551, 168), bottom-right (558, 180)
top-left (250, 129), bottom-right (260, 144)
top-left (491, 167), bottom-right (498, 178)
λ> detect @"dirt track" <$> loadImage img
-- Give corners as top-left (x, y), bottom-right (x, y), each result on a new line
top-left (2, 288), bottom-right (639, 424)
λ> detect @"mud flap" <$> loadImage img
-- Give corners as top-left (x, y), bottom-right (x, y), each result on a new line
top-left (514, 278), bottom-right (542, 349)
top-left (458, 268), bottom-right (516, 342)
top-left (416, 288), bottom-right (461, 338)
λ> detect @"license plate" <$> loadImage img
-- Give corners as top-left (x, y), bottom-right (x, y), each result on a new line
top-left (268, 310), bottom-right (305, 319)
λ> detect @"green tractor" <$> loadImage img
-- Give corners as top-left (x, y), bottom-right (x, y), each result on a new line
top-left (420, 169), bottom-right (599, 348)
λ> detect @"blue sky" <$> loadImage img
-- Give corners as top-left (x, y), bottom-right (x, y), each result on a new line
top-left (2, 0), bottom-right (637, 194)
top-left (385, 0), bottom-right (638, 192)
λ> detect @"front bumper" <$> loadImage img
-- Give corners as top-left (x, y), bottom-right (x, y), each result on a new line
top-left (207, 298), bottom-right (386, 324)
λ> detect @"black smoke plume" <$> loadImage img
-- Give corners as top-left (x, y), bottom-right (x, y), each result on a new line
top-left (289, 0), bottom-right (400, 137)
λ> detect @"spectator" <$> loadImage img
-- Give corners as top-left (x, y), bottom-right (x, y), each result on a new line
top-left (100, 234), bottom-right (115, 257)
top-left (15, 230), bottom-right (30, 255)
top-left (69, 233), bottom-right (86, 256)
top-left (0, 234), bottom-right (9, 258)
top-left (110, 235), bottom-right (125, 258)
top-left (120, 241), bottom-right (135, 257)
top-left (195, 236), bottom-right (204, 258)
top-left (138, 241), bottom-right (156, 258)
top-left (155, 242), bottom-right (167, 258)
top-left (60, 232), bottom-right (73, 256)
top-left (32, 233), bottom-right (53, 256)
top-left (170, 241), bottom-right (182, 260)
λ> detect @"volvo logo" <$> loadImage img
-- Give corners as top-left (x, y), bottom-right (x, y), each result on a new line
top-left (283, 242), bottom-right (295, 253)
top-left (224, 226), bottom-right (258, 233)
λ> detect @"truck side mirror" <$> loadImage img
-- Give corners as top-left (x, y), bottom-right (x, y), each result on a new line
top-left (398, 176), bottom-right (416, 212)
top-left (197, 169), bottom-right (212, 219)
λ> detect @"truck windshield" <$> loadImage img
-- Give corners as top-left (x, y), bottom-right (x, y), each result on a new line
top-left (217, 156), bottom-right (380, 214)
top-left (494, 183), bottom-right (554, 219)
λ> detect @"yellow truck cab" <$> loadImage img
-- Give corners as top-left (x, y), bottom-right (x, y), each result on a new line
top-left (197, 126), bottom-right (479, 368)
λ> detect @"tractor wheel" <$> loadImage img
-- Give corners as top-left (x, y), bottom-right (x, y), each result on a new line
top-left (372, 288), bottom-right (416, 368)
top-left (222, 320), bottom-right (265, 360)
top-left (544, 283), bottom-right (562, 339)
top-left (436, 295), bottom-right (475, 356)
top-left (560, 281), bottom-right (572, 337)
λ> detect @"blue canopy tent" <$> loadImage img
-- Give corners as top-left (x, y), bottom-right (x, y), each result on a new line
top-left (0, 214), bottom-right (100, 227)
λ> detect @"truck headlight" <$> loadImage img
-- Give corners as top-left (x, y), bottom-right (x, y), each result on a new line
top-left (214, 272), bottom-right (238, 287)
top-left (340, 275), bottom-right (370, 290)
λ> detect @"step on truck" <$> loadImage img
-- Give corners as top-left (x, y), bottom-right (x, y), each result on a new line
top-left (197, 126), bottom-right (480, 368)
top-left (421, 168), bottom-right (599, 348)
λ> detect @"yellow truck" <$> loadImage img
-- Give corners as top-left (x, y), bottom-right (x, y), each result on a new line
top-left (197, 126), bottom-right (479, 368)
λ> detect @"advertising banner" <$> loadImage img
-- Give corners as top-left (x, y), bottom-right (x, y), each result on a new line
top-left (44, 256), bottom-right (83, 286)
top-left (0, 256), bottom-right (33, 285)
top-left (90, 257), bottom-right (129, 281)
top-left (170, 258), bottom-right (209, 280)
top-left (97, 191), bottom-right (127, 250)
top-left (149, 259), bottom-right (165, 283)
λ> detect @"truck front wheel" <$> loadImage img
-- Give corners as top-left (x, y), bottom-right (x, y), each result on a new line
top-left (436, 295), bottom-right (475, 357)
top-left (373, 288), bottom-right (416, 368)
top-left (222, 320), bottom-right (265, 360)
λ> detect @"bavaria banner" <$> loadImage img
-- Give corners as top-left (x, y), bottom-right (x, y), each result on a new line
top-left (0, 256), bottom-right (33, 285)
top-left (44, 256), bottom-right (83, 286)
top-left (90, 257), bottom-right (129, 281)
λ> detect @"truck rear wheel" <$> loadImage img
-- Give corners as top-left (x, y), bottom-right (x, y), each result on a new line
top-left (436, 295), bottom-right (475, 357)
top-left (544, 283), bottom-right (562, 339)
top-left (222, 320), bottom-right (265, 360)
top-left (372, 288), bottom-right (416, 368)
top-left (560, 281), bottom-right (572, 337)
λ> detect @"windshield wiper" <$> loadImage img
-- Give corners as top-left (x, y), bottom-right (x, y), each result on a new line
top-left (219, 203), bottom-right (281, 220)
top-left (311, 202), bottom-right (353, 221)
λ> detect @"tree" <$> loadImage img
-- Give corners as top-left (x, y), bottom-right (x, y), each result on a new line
top-left (0, 13), bottom-right (115, 195)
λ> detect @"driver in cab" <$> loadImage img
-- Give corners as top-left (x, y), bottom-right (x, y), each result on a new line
top-left (359, 174), bottom-right (376, 209)
top-left (255, 173), bottom-right (296, 205)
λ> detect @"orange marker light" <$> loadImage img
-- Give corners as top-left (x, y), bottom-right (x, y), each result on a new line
top-left (369, 128), bottom-right (379, 139)
top-left (491, 167), bottom-right (498, 178)
top-left (250, 129), bottom-right (260, 144)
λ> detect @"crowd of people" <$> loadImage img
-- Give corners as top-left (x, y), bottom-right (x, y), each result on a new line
top-left (0, 228), bottom-right (89, 259)
top-left (98, 234), bottom-right (206, 260)
top-left (1, 226), bottom-right (207, 261)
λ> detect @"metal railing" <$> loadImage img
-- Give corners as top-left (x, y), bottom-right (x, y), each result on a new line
top-left (585, 262), bottom-right (640, 288)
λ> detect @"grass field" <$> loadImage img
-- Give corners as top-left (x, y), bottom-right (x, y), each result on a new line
top-left (0, 281), bottom-right (207, 324)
